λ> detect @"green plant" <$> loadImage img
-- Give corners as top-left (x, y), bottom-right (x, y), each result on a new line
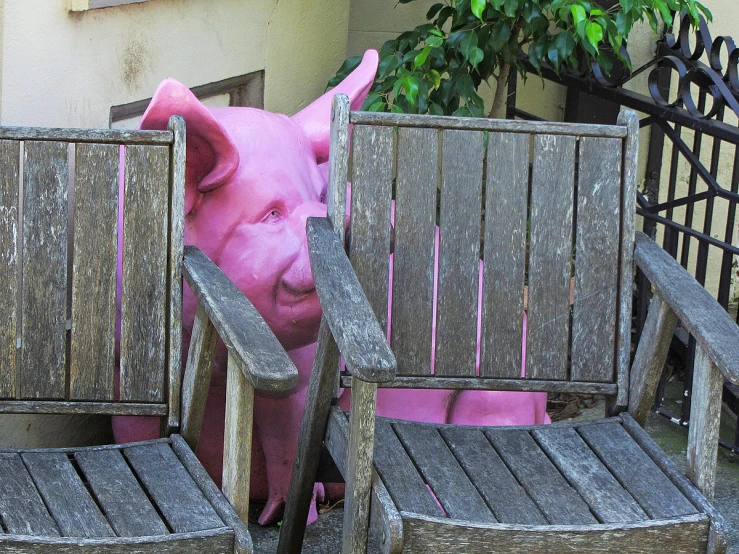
top-left (330, 0), bottom-right (711, 118)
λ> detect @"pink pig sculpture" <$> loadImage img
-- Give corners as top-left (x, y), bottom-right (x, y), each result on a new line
top-left (112, 49), bottom-right (548, 527)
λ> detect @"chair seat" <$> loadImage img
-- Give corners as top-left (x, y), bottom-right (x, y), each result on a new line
top-left (327, 409), bottom-right (714, 553)
top-left (0, 435), bottom-right (241, 552)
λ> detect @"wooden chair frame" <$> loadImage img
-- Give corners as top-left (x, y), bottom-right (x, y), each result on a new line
top-left (278, 95), bottom-right (737, 554)
top-left (0, 118), bottom-right (298, 553)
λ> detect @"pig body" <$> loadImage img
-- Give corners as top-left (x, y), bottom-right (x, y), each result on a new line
top-left (113, 50), bottom-right (548, 527)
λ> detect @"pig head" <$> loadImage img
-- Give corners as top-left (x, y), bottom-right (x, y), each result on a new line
top-left (112, 50), bottom-right (379, 526)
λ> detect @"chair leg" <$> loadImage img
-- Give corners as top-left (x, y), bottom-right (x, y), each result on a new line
top-left (342, 377), bottom-right (378, 554)
top-left (278, 320), bottom-right (340, 554)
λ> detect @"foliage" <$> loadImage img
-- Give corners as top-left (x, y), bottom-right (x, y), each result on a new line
top-left (330, 0), bottom-right (711, 118)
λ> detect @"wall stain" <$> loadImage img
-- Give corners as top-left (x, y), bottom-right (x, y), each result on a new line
top-left (121, 37), bottom-right (152, 93)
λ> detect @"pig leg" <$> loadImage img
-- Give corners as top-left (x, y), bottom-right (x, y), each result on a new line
top-left (253, 342), bottom-right (316, 525)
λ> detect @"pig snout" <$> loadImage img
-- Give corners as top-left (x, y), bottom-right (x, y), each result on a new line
top-left (279, 201), bottom-right (327, 296)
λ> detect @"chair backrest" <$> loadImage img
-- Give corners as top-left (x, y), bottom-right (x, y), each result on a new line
top-left (0, 119), bottom-right (185, 427)
top-left (329, 97), bottom-right (638, 406)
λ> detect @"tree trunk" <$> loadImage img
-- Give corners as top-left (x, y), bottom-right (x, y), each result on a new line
top-left (488, 62), bottom-right (511, 119)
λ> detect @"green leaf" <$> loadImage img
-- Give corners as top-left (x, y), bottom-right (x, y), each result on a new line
top-left (426, 2), bottom-right (445, 19)
top-left (503, 0), bottom-right (518, 17)
top-left (469, 47), bottom-right (485, 68)
top-left (653, 0), bottom-right (673, 26)
top-left (460, 31), bottom-right (479, 62)
top-left (571, 4), bottom-right (587, 27)
top-left (585, 21), bottom-right (604, 50)
top-left (426, 35), bottom-right (444, 48)
top-left (471, 0), bottom-right (486, 20)
top-left (390, 104), bottom-right (404, 114)
top-left (414, 46), bottom-right (432, 68)
top-left (619, 0), bottom-right (633, 11)
top-left (428, 69), bottom-right (442, 89)
top-left (401, 76), bottom-right (420, 105)
top-left (367, 101), bottom-right (386, 112)
top-left (528, 35), bottom-right (548, 74)
top-left (429, 28), bottom-right (444, 37)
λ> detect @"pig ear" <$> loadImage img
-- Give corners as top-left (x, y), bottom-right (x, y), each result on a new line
top-left (292, 49), bottom-right (379, 164)
top-left (139, 79), bottom-right (239, 211)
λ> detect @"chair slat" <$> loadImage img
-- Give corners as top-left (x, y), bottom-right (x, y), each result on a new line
top-left (124, 442), bottom-right (223, 533)
top-left (578, 421), bottom-right (698, 519)
top-left (570, 137), bottom-right (621, 383)
top-left (349, 125), bottom-right (394, 331)
top-left (440, 426), bottom-right (547, 524)
top-left (70, 143), bottom-right (119, 401)
top-left (533, 426), bottom-right (647, 523)
top-left (393, 421), bottom-right (495, 523)
top-left (373, 418), bottom-right (444, 517)
top-left (485, 428), bottom-right (597, 525)
top-left (526, 134), bottom-right (576, 380)
top-left (392, 127), bottom-right (437, 376)
top-left (22, 452), bottom-right (115, 538)
top-left (21, 141), bottom-right (68, 399)
top-left (481, 132), bottom-right (530, 378)
top-left (435, 130), bottom-right (484, 377)
top-left (120, 145), bottom-right (169, 402)
top-left (75, 448), bottom-right (169, 537)
top-left (0, 140), bottom-right (20, 399)
top-left (0, 453), bottom-right (60, 536)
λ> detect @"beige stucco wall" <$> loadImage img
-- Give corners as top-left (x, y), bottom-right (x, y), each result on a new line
top-left (0, 0), bottom-right (349, 127)
top-left (0, 0), bottom-right (349, 448)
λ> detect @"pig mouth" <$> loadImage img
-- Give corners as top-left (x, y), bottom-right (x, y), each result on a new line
top-left (279, 280), bottom-right (316, 298)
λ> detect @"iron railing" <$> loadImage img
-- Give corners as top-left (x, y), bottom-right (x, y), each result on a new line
top-left (507, 13), bottom-right (739, 454)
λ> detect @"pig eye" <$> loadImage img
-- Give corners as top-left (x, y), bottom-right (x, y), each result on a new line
top-left (262, 207), bottom-right (282, 222)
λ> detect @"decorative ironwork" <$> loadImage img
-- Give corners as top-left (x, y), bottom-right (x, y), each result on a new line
top-left (508, 14), bottom-right (739, 454)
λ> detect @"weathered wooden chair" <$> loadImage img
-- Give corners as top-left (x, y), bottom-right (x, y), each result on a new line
top-left (278, 95), bottom-right (737, 553)
top-left (0, 119), bottom-right (297, 552)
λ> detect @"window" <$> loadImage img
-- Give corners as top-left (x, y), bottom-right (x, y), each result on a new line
top-left (109, 71), bottom-right (265, 129)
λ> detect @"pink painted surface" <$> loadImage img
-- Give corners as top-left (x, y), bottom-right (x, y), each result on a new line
top-left (113, 49), bottom-right (547, 526)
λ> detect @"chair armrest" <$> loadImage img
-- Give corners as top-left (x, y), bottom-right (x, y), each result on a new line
top-left (634, 232), bottom-right (739, 385)
top-left (307, 217), bottom-right (396, 383)
top-left (182, 246), bottom-right (299, 393)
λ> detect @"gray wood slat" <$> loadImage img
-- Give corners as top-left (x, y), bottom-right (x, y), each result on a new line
top-left (570, 136), bottom-right (621, 383)
top-left (440, 426), bottom-right (547, 524)
top-left (481, 132), bottom-right (530, 378)
top-left (0, 140), bottom-right (19, 399)
top-left (393, 421), bottom-right (495, 523)
top-left (120, 145), bottom-right (169, 402)
top-left (70, 143), bottom-right (118, 401)
top-left (373, 418), bottom-right (444, 517)
top-left (349, 124), bottom-right (394, 331)
top-left (485, 428), bottom-right (597, 525)
top-left (167, 115), bottom-right (186, 434)
top-left (124, 442), bottom-right (223, 533)
top-left (349, 111), bottom-right (629, 138)
top-left (21, 141), bottom-right (68, 399)
top-left (391, 127), bottom-right (437, 376)
top-left (75, 448), bottom-right (168, 537)
top-left (526, 134), bottom-right (576, 380)
top-left (616, 111), bottom-right (639, 408)
top-left (0, 127), bottom-right (173, 144)
top-left (532, 426), bottom-right (647, 523)
top-left (435, 129), bottom-right (484, 377)
top-left (21, 452), bottom-right (114, 538)
top-left (634, 231), bottom-right (739, 386)
top-left (0, 453), bottom-right (60, 536)
top-left (578, 421), bottom-right (698, 519)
